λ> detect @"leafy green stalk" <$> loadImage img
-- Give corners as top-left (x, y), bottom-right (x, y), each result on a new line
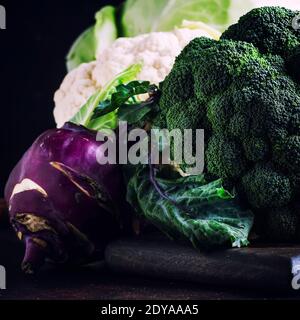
top-left (70, 63), bottom-right (143, 130)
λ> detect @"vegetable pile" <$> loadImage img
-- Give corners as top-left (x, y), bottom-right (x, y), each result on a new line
top-left (54, 21), bottom-right (220, 127)
top-left (66, 0), bottom-right (300, 70)
top-left (5, 3), bottom-right (300, 273)
top-left (54, 0), bottom-right (300, 127)
top-left (5, 65), bottom-right (254, 272)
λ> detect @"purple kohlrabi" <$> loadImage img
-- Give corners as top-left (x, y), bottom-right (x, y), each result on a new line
top-left (5, 122), bottom-right (129, 273)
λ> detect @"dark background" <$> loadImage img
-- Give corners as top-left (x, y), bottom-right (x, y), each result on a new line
top-left (0, 0), bottom-right (122, 196)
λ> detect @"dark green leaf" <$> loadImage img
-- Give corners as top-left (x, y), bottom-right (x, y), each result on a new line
top-left (91, 80), bottom-right (157, 122)
top-left (118, 101), bottom-right (154, 124)
top-left (92, 99), bottom-right (118, 119)
top-left (66, 27), bottom-right (96, 72)
top-left (126, 165), bottom-right (254, 249)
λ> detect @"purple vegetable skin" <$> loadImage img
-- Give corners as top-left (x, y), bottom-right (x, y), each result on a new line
top-left (5, 123), bottom-right (127, 273)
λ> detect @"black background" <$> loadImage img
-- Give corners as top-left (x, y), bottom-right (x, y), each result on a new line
top-left (0, 0), bottom-right (123, 196)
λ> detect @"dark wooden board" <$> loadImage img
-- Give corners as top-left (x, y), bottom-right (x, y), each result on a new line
top-left (0, 226), bottom-right (300, 299)
top-left (2, 228), bottom-right (296, 300)
top-left (105, 235), bottom-right (300, 292)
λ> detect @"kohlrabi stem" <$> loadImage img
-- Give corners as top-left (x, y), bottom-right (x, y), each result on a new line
top-left (21, 238), bottom-right (46, 274)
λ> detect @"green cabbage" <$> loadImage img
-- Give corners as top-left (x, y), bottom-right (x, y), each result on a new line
top-left (121, 0), bottom-right (231, 36)
top-left (66, 6), bottom-right (118, 71)
top-left (121, 0), bottom-right (300, 36)
top-left (66, 27), bottom-right (96, 72)
top-left (66, 0), bottom-right (300, 71)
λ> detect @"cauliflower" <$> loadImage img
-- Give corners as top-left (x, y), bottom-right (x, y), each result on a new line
top-left (54, 22), bottom-right (220, 127)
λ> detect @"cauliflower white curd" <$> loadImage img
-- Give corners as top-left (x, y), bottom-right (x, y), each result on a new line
top-left (54, 22), bottom-right (220, 127)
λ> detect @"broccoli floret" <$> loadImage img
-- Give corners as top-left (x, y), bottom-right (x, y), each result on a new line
top-left (176, 37), bottom-right (216, 64)
top-left (157, 7), bottom-right (300, 242)
top-left (265, 207), bottom-right (299, 242)
top-left (206, 134), bottom-right (246, 180)
top-left (160, 63), bottom-right (194, 103)
top-left (273, 136), bottom-right (300, 173)
top-left (242, 136), bottom-right (269, 162)
top-left (221, 7), bottom-right (300, 58)
top-left (241, 164), bottom-right (292, 209)
top-left (152, 110), bottom-right (167, 129)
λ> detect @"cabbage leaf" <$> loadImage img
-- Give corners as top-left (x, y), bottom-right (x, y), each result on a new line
top-left (126, 164), bottom-right (254, 248)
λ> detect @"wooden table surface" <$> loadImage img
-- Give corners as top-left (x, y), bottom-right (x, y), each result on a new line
top-left (0, 224), bottom-right (299, 300)
top-left (1, 199), bottom-right (300, 300)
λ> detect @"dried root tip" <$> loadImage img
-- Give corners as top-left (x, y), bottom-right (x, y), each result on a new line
top-left (21, 238), bottom-right (46, 274)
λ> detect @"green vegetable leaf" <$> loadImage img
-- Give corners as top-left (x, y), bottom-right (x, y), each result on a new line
top-left (121, 0), bottom-right (231, 36)
top-left (126, 165), bottom-right (253, 248)
top-left (92, 99), bottom-right (121, 120)
top-left (122, 0), bottom-right (300, 36)
top-left (87, 110), bottom-right (118, 131)
top-left (70, 63), bottom-right (142, 129)
top-left (92, 80), bottom-right (159, 125)
top-left (66, 6), bottom-right (118, 71)
top-left (94, 6), bottom-right (118, 58)
top-left (92, 81), bottom-right (150, 118)
top-left (66, 26), bottom-right (96, 72)
top-left (118, 101), bottom-right (153, 124)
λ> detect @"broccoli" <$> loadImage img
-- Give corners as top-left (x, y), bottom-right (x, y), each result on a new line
top-left (156, 7), bottom-right (300, 242)
top-left (265, 207), bottom-right (300, 242)
top-left (221, 7), bottom-right (300, 58)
